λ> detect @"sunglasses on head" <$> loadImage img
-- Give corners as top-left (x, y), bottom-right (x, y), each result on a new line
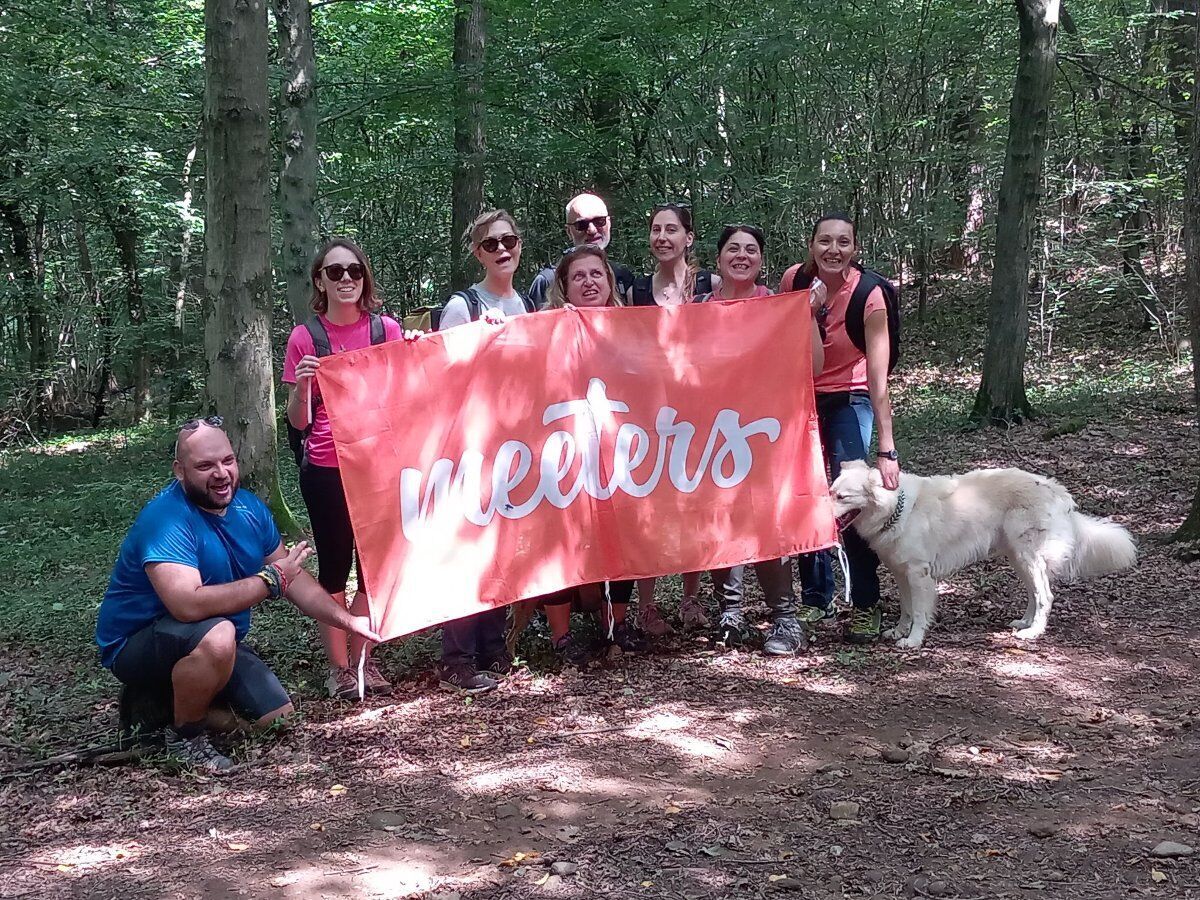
top-left (570, 215), bottom-right (609, 234)
top-left (321, 263), bottom-right (366, 282)
top-left (479, 234), bottom-right (520, 254)
top-left (180, 415), bottom-right (224, 432)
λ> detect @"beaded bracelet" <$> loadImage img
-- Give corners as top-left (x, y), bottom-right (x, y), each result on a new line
top-left (257, 564), bottom-right (283, 600)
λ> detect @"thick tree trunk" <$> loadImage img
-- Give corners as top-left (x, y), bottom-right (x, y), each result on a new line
top-left (203, 0), bottom-right (295, 530)
top-left (449, 0), bottom-right (485, 293)
top-left (972, 0), bottom-right (1060, 426)
top-left (274, 0), bottom-right (319, 324)
top-left (1175, 4), bottom-right (1200, 541)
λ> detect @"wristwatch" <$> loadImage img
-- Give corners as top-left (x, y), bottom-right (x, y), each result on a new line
top-left (877, 449), bottom-right (899, 461)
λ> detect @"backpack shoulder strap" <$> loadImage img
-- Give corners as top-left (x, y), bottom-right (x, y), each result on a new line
top-left (368, 312), bottom-right (386, 345)
top-left (304, 316), bottom-right (332, 358)
top-left (781, 263), bottom-right (812, 293)
top-left (519, 290), bottom-right (536, 313)
top-left (631, 274), bottom-right (653, 306)
top-left (845, 268), bottom-right (886, 355)
top-left (460, 287), bottom-right (482, 321)
top-left (694, 270), bottom-right (713, 297)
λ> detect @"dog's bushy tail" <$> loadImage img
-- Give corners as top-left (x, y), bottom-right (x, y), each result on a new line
top-left (1068, 513), bottom-right (1136, 580)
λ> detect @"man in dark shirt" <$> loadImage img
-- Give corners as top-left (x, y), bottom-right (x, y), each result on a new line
top-left (528, 192), bottom-right (635, 307)
top-left (96, 417), bottom-right (381, 772)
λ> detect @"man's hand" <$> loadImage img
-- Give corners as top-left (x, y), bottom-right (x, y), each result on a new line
top-left (403, 329), bottom-right (424, 343)
top-left (482, 309), bottom-right (506, 325)
top-left (343, 615), bottom-right (382, 644)
top-left (274, 541), bottom-right (312, 583)
top-left (877, 456), bottom-right (901, 491)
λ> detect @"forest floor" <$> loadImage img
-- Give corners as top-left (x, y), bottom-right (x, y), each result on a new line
top-left (0, 284), bottom-right (1197, 900)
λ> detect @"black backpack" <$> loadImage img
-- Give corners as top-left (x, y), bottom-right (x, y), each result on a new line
top-left (437, 287), bottom-right (535, 329)
top-left (788, 265), bottom-right (901, 374)
top-left (287, 313), bottom-right (386, 466)
top-left (631, 270), bottom-right (714, 306)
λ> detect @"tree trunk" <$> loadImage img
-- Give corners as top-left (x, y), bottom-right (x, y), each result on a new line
top-left (971, 0), bottom-right (1060, 426)
top-left (72, 203), bottom-right (111, 428)
top-left (104, 201), bottom-right (150, 421)
top-left (0, 198), bottom-right (49, 428)
top-left (203, 0), bottom-right (296, 531)
top-left (1175, 4), bottom-right (1200, 541)
top-left (274, 0), bottom-right (319, 324)
top-left (449, 0), bottom-right (485, 293)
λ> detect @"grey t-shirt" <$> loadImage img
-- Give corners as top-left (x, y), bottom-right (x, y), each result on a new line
top-left (439, 283), bottom-right (531, 330)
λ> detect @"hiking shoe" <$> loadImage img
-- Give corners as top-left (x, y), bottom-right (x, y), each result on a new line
top-left (763, 618), bottom-right (808, 656)
top-left (679, 595), bottom-right (711, 630)
top-left (715, 609), bottom-right (747, 648)
top-left (439, 665), bottom-right (498, 694)
top-left (362, 658), bottom-right (391, 693)
top-left (638, 602), bottom-right (674, 637)
top-left (165, 729), bottom-right (234, 774)
top-left (608, 621), bottom-right (646, 653)
top-left (326, 666), bottom-right (362, 701)
top-left (552, 634), bottom-right (591, 668)
top-left (479, 654), bottom-right (512, 678)
top-left (796, 603), bottom-right (836, 625)
top-left (846, 606), bottom-right (883, 644)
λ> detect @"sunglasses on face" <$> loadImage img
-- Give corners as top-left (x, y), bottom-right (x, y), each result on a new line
top-left (321, 263), bottom-right (366, 282)
top-left (479, 234), bottom-right (520, 254)
top-left (570, 216), bottom-right (609, 234)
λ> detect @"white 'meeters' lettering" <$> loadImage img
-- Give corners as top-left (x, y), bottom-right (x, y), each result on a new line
top-left (399, 378), bottom-right (780, 539)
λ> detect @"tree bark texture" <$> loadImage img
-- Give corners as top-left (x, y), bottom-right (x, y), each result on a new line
top-left (449, 0), bottom-right (485, 293)
top-left (203, 0), bottom-right (286, 509)
top-left (972, 0), bottom-right (1060, 426)
top-left (274, 0), bottom-right (319, 325)
top-left (1175, 3), bottom-right (1200, 540)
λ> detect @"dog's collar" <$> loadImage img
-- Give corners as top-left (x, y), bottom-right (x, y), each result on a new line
top-left (879, 489), bottom-right (906, 532)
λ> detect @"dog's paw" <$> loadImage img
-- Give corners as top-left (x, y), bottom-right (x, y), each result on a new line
top-left (1012, 625), bottom-right (1046, 641)
top-left (882, 627), bottom-right (906, 640)
top-left (894, 636), bottom-right (925, 650)
top-left (1009, 618), bottom-right (1032, 630)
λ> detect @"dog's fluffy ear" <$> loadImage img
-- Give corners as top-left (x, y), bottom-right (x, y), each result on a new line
top-left (842, 459), bottom-right (871, 474)
top-left (865, 465), bottom-right (890, 506)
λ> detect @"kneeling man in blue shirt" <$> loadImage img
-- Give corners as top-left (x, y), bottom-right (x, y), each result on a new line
top-left (96, 416), bottom-right (380, 772)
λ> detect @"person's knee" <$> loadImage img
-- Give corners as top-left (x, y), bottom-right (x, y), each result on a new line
top-left (191, 619), bottom-right (237, 664)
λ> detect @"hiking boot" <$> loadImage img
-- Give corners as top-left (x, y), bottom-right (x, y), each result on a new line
top-left (679, 595), bottom-right (711, 630)
top-left (479, 654), bottom-right (512, 678)
top-left (165, 728), bottom-right (234, 774)
top-left (439, 664), bottom-right (498, 694)
top-left (797, 603), bottom-right (836, 625)
top-left (715, 609), bottom-right (747, 648)
top-left (552, 634), bottom-right (591, 668)
top-left (846, 606), bottom-right (883, 644)
top-left (763, 617), bottom-right (808, 656)
top-left (325, 666), bottom-right (362, 701)
top-left (608, 621), bottom-right (646, 653)
top-left (638, 602), bottom-right (674, 637)
top-left (361, 658), bottom-right (391, 693)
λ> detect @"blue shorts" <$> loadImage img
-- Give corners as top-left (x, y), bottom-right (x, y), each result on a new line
top-left (111, 615), bottom-right (290, 721)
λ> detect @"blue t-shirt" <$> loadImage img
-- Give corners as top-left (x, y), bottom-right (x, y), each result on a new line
top-left (95, 481), bottom-right (282, 669)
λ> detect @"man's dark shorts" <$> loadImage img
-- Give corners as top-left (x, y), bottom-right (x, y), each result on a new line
top-left (111, 615), bottom-right (290, 722)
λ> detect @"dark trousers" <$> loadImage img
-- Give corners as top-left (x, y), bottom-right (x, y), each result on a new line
top-left (797, 391), bottom-right (880, 610)
top-left (708, 559), bottom-right (797, 621)
top-left (441, 607), bottom-right (508, 669)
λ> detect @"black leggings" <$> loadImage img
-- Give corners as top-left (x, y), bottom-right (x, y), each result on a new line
top-left (298, 462), bottom-right (362, 595)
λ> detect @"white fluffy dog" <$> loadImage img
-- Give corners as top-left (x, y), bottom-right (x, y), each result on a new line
top-left (829, 460), bottom-right (1136, 649)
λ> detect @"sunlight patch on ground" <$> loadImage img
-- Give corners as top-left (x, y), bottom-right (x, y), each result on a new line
top-left (461, 761), bottom-right (563, 793)
top-left (27, 841), bottom-right (141, 871)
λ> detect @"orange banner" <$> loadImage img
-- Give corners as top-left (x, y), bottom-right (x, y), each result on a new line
top-left (316, 294), bottom-right (837, 641)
